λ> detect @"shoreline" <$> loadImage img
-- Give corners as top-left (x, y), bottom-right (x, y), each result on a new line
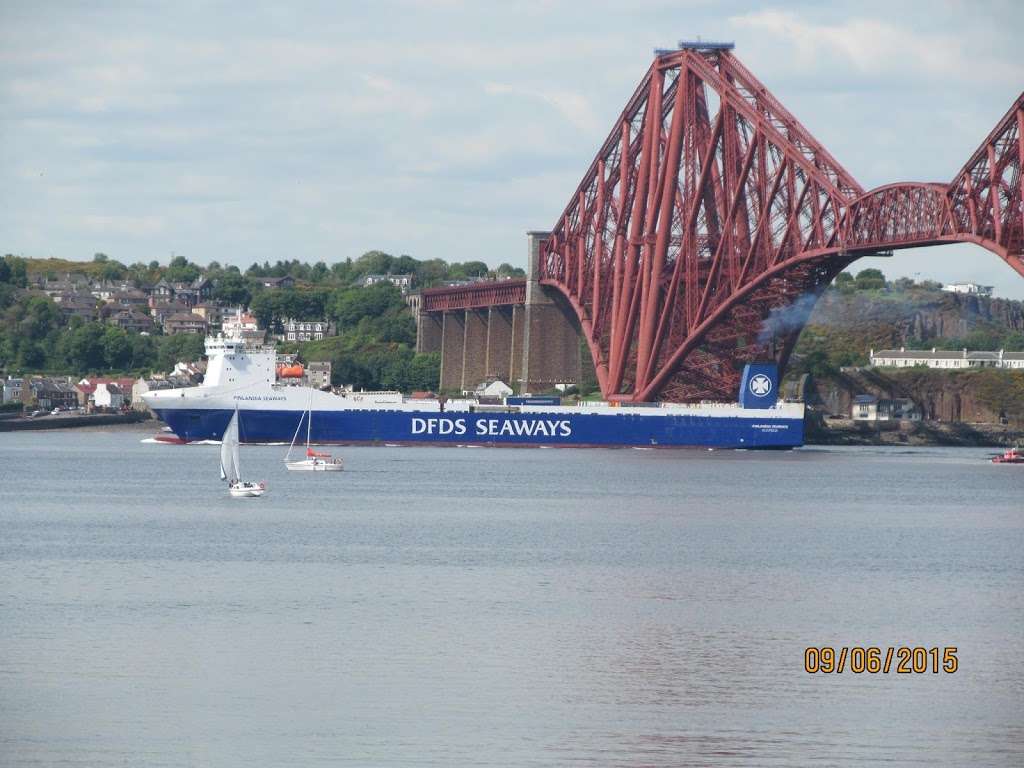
top-left (806, 418), bottom-right (1023, 448)
top-left (0, 412), bottom-right (153, 432)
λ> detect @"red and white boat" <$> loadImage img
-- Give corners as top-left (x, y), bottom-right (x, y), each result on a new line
top-left (284, 395), bottom-right (344, 472)
top-left (991, 447), bottom-right (1024, 464)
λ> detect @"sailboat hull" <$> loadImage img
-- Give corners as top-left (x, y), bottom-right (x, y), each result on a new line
top-left (229, 482), bottom-right (266, 497)
top-left (285, 458), bottom-right (344, 471)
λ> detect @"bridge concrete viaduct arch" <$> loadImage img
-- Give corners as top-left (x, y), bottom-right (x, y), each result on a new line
top-left (415, 232), bottom-right (582, 395)
top-left (519, 231), bottom-right (582, 393)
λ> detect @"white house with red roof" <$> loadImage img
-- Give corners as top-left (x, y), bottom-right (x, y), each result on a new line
top-left (75, 377), bottom-right (136, 409)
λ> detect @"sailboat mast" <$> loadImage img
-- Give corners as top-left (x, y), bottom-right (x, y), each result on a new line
top-left (306, 388), bottom-right (313, 450)
top-left (285, 409), bottom-right (304, 462)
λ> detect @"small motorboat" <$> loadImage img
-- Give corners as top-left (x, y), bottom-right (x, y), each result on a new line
top-left (991, 446), bottom-right (1024, 464)
top-left (221, 407), bottom-right (266, 496)
top-left (284, 393), bottom-right (344, 472)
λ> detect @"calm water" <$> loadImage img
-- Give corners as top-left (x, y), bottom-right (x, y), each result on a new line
top-left (1, 430), bottom-right (1021, 766)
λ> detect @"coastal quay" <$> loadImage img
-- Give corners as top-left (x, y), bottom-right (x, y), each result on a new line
top-left (0, 411), bottom-right (150, 432)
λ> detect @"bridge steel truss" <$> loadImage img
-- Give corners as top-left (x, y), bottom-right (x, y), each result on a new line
top-left (538, 47), bottom-right (1024, 403)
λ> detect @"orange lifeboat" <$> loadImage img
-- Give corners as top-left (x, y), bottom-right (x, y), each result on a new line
top-left (277, 363), bottom-right (305, 378)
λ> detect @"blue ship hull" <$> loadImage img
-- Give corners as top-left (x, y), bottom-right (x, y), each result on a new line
top-left (153, 407), bottom-right (804, 449)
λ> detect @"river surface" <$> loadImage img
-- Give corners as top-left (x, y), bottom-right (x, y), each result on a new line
top-left (1, 430), bottom-right (1021, 766)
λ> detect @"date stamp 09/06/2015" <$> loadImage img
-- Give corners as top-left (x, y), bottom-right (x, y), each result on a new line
top-left (804, 646), bottom-right (958, 674)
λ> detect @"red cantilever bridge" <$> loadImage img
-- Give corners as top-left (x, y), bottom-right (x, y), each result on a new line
top-left (422, 43), bottom-right (1024, 402)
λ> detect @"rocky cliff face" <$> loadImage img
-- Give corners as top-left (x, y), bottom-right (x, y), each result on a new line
top-left (806, 291), bottom-right (1024, 349)
top-left (810, 368), bottom-right (1024, 426)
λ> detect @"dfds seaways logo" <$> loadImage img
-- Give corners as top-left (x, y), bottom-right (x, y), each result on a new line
top-left (411, 417), bottom-right (572, 438)
top-left (748, 374), bottom-right (773, 397)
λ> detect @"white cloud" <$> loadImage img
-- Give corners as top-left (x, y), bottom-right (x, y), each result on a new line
top-left (80, 214), bottom-right (167, 237)
top-left (0, 2), bottom-right (1021, 297)
top-left (729, 9), bottom-right (1023, 84)
top-left (484, 82), bottom-right (602, 134)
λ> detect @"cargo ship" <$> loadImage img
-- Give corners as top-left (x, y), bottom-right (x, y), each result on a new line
top-left (143, 329), bottom-right (805, 449)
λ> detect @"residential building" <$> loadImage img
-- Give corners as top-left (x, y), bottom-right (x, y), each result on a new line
top-left (111, 289), bottom-right (149, 307)
top-left (171, 283), bottom-right (200, 307)
top-left (852, 394), bottom-right (922, 422)
top-left (173, 360), bottom-right (207, 382)
top-left (75, 377), bottom-right (136, 408)
top-left (41, 281), bottom-right (81, 299)
top-left (151, 279), bottom-right (176, 303)
top-left (942, 282), bottom-right (994, 296)
top-left (222, 309), bottom-right (264, 343)
top-left (258, 275), bottom-right (295, 289)
top-left (475, 379), bottom-right (514, 398)
top-left (108, 307), bottom-right (154, 334)
top-left (870, 348), bottom-right (1024, 370)
top-left (56, 294), bottom-right (98, 322)
top-left (361, 273), bottom-right (414, 294)
top-left (28, 378), bottom-right (79, 410)
top-left (36, 272), bottom-right (89, 296)
top-left (163, 312), bottom-right (208, 336)
top-left (306, 361), bottom-right (332, 389)
top-left (91, 382), bottom-right (125, 410)
top-left (151, 301), bottom-right (192, 325)
top-left (193, 303), bottom-right (223, 327)
top-left (281, 318), bottom-right (333, 342)
top-left (192, 276), bottom-right (214, 302)
top-left (2, 376), bottom-right (23, 404)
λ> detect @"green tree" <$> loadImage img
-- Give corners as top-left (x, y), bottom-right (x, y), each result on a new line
top-left (407, 352), bottom-right (440, 390)
top-left (129, 333), bottom-right (156, 370)
top-left (3, 255), bottom-right (28, 287)
top-left (854, 268), bottom-right (886, 291)
top-left (494, 263), bottom-right (526, 278)
top-left (214, 272), bottom-right (252, 306)
top-left (155, 334), bottom-right (205, 371)
top-left (101, 326), bottom-right (132, 369)
top-left (166, 255), bottom-right (201, 283)
top-left (329, 284), bottom-right (405, 328)
top-left (351, 250), bottom-right (393, 278)
top-left (99, 261), bottom-right (126, 282)
top-left (61, 323), bottom-right (107, 372)
top-left (249, 290), bottom-right (281, 330)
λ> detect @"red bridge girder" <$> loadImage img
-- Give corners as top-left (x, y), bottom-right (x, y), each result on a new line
top-left (421, 279), bottom-right (526, 312)
top-left (536, 46), bottom-right (1024, 402)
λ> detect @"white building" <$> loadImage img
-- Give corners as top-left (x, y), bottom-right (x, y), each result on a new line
top-left (92, 383), bottom-right (124, 410)
top-left (942, 282), bottom-right (994, 296)
top-left (870, 348), bottom-right (1024, 370)
top-left (306, 361), bottom-right (332, 389)
top-left (361, 273), bottom-right (414, 294)
top-left (475, 379), bottom-right (514, 398)
top-left (281, 318), bottom-right (332, 342)
top-left (851, 395), bottom-right (921, 422)
top-left (221, 309), bottom-right (264, 343)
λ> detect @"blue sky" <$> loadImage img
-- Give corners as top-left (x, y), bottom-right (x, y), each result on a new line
top-left (1, 1), bottom-right (1022, 296)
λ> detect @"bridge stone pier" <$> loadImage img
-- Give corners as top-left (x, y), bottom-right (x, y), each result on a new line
top-left (416, 232), bottom-right (582, 394)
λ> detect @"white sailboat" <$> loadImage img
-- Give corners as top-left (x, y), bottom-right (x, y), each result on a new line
top-left (285, 394), bottom-right (344, 471)
top-left (221, 407), bottom-right (266, 497)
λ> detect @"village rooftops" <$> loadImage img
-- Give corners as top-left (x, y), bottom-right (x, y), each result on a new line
top-left (258, 275), bottom-right (295, 288)
top-left (869, 347), bottom-right (1024, 370)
